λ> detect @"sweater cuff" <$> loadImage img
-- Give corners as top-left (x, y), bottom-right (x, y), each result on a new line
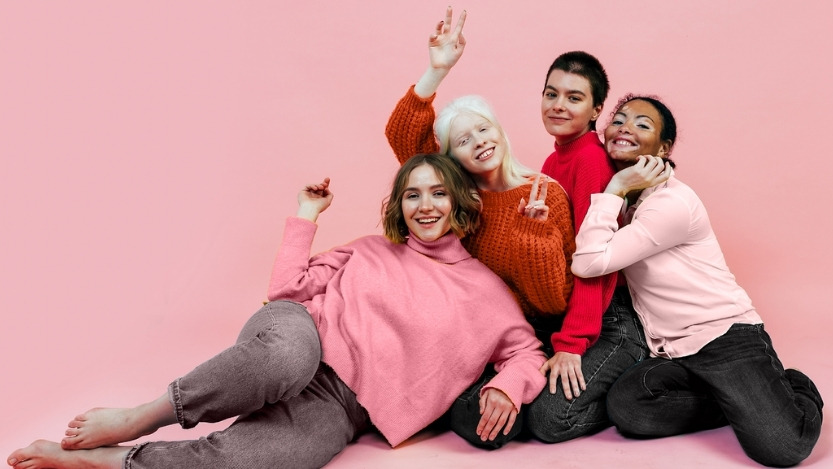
top-left (404, 84), bottom-right (437, 105)
top-left (283, 216), bottom-right (318, 248)
top-left (482, 368), bottom-right (546, 412)
top-left (590, 193), bottom-right (626, 214)
top-left (550, 333), bottom-right (589, 356)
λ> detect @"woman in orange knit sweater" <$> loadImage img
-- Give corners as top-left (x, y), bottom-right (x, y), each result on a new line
top-left (385, 7), bottom-right (647, 447)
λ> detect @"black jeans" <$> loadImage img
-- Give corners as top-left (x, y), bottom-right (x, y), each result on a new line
top-left (450, 287), bottom-right (648, 447)
top-left (607, 323), bottom-right (823, 467)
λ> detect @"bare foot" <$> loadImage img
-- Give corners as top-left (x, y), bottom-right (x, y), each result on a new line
top-left (8, 439), bottom-right (127, 469)
top-left (62, 396), bottom-right (176, 450)
top-left (61, 408), bottom-right (148, 450)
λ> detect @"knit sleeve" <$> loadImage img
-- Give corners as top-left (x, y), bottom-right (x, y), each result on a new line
top-left (267, 217), bottom-right (352, 303)
top-left (482, 315), bottom-right (548, 411)
top-left (384, 85), bottom-right (440, 165)
top-left (550, 152), bottom-right (618, 355)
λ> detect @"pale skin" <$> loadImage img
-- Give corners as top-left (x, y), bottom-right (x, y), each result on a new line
top-left (6, 175), bottom-right (527, 464)
top-left (417, 7), bottom-right (573, 400)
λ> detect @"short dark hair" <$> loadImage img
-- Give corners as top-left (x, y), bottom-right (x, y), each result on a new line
top-left (382, 153), bottom-right (481, 244)
top-left (545, 51), bottom-right (610, 131)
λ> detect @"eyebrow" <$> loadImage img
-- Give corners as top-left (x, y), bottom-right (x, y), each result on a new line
top-left (614, 111), bottom-right (656, 123)
top-left (404, 184), bottom-right (446, 192)
top-left (545, 85), bottom-right (587, 96)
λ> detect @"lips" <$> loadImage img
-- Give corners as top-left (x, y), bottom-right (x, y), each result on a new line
top-left (609, 138), bottom-right (637, 148)
top-left (476, 148), bottom-right (494, 161)
top-left (416, 217), bottom-right (439, 224)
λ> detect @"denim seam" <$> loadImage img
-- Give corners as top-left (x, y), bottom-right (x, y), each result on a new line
top-left (123, 442), bottom-right (148, 469)
top-left (169, 378), bottom-right (186, 428)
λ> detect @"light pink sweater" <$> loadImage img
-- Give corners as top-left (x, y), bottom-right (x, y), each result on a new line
top-left (571, 177), bottom-right (762, 358)
top-left (268, 217), bottom-right (546, 446)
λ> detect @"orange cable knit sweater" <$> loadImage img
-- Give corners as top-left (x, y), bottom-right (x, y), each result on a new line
top-left (385, 86), bottom-right (574, 320)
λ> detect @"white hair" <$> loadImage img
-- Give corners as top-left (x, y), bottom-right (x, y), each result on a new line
top-left (434, 95), bottom-right (536, 188)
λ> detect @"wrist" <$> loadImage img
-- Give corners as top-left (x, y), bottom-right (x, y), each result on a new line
top-left (295, 206), bottom-right (320, 223)
top-left (414, 67), bottom-right (449, 98)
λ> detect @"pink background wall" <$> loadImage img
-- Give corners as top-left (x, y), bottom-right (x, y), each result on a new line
top-left (2, 0), bottom-right (831, 462)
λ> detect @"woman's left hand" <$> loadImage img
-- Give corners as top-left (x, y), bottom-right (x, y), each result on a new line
top-left (539, 351), bottom-right (586, 400)
top-left (476, 388), bottom-right (518, 441)
top-left (518, 174), bottom-right (549, 221)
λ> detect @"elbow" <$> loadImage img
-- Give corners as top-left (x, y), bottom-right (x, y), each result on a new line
top-left (571, 258), bottom-right (605, 278)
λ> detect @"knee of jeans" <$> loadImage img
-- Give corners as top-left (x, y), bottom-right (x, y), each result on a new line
top-left (605, 383), bottom-right (650, 436)
top-left (448, 397), bottom-right (519, 449)
top-left (250, 302), bottom-right (321, 384)
top-left (742, 439), bottom-right (812, 468)
top-left (525, 395), bottom-right (579, 442)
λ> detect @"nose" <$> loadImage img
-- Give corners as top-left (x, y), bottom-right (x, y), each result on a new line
top-left (472, 133), bottom-right (487, 148)
top-left (552, 95), bottom-right (566, 111)
top-left (419, 195), bottom-right (434, 211)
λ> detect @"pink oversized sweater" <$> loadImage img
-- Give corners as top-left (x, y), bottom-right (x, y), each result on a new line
top-left (267, 217), bottom-right (547, 447)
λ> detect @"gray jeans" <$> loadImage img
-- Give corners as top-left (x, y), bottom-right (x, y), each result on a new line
top-left (124, 300), bottom-right (370, 469)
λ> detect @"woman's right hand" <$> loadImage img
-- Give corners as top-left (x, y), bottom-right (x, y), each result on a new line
top-left (296, 177), bottom-right (333, 223)
top-left (428, 6), bottom-right (467, 72)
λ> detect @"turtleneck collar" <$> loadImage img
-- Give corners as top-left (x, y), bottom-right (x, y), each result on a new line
top-left (553, 130), bottom-right (603, 154)
top-left (405, 231), bottom-right (471, 264)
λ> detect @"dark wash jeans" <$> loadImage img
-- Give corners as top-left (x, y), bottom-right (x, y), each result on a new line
top-left (450, 287), bottom-right (648, 447)
top-left (607, 323), bottom-right (823, 467)
top-left (125, 301), bottom-right (370, 469)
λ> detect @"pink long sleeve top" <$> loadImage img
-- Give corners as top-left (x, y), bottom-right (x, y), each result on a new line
top-left (267, 217), bottom-right (547, 446)
top-left (571, 177), bottom-right (762, 358)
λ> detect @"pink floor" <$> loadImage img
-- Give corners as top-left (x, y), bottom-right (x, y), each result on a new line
top-left (3, 342), bottom-right (829, 469)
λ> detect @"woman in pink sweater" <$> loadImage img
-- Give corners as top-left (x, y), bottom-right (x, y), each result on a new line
top-left (386, 7), bottom-right (647, 447)
top-left (8, 154), bottom-right (546, 469)
top-left (572, 95), bottom-right (823, 467)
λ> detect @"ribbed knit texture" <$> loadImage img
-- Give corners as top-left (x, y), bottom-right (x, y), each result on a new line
top-left (385, 86), bottom-right (574, 319)
top-left (541, 131), bottom-right (619, 354)
top-left (267, 218), bottom-right (547, 447)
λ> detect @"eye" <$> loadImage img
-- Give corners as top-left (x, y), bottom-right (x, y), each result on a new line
top-left (457, 137), bottom-right (470, 146)
top-left (611, 119), bottom-right (623, 126)
top-left (637, 123), bottom-right (651, 130)
top-left (405, 192), bottom-right (419, 199)
top-left (569, 96), bottom-right (581, 102)
top-left (544, 91), bottom-right (556, 99)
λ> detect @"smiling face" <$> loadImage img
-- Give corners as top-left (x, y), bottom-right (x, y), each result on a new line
top-left (447, 112), bottom-right (505, 178)
top-left (604, 99), bottom-right (671, 168)
top-left (401, 164), bottom-right (453, 242)
top-left (541, 70), bottom-right (602, 144)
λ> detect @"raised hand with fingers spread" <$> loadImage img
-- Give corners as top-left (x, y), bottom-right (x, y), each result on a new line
top-left (518, 174), bottom-right (550, 221)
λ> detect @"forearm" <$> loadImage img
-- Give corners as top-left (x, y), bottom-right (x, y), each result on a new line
top-left (413, 66), bottom-right (449, 99)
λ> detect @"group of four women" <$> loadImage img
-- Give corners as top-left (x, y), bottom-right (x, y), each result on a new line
top-left (8, 6), bottom-right (822, 469)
